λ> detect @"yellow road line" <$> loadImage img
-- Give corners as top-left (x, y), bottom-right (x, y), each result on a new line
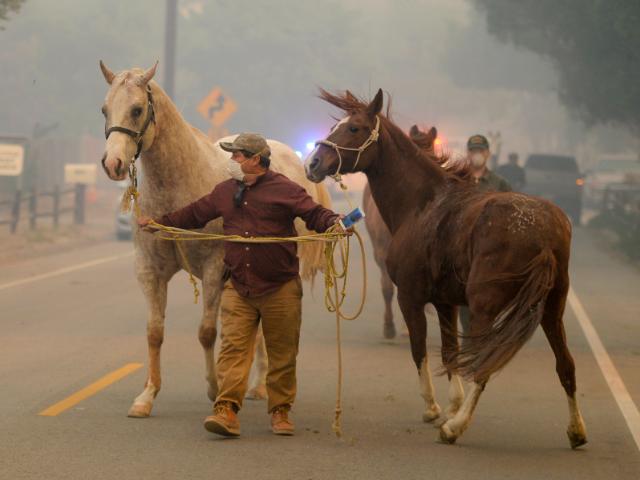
top-left (38, 363), bottom-right (143, 417)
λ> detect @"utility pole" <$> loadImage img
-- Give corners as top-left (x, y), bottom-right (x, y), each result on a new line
top-left (164, 0), bottom-right (178, 100)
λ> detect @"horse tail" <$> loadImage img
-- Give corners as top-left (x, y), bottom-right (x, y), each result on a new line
top-left (450, 247), bottom-right (557, 383)
top-left (298, 182), bottom-right (333, 282)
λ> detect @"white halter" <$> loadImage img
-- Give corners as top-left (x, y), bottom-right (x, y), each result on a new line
top-left (314, 115), bottom-right (380, 182)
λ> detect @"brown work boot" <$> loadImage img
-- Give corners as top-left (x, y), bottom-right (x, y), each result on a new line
top-left (204, 401), bottom-right (240, 437)
top-left (270, 405), bottom-right (294, 436)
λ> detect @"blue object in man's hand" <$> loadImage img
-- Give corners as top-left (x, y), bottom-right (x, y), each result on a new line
top-left (339, 207), bottom-right (365, 230)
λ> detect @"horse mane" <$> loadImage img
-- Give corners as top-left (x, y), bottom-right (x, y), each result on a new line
top-left (319, 89), bottom-right (471, 182)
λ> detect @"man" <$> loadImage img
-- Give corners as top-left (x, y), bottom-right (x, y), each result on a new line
top-left (496, 152), bottom-right (526, 191)
top-left (137, 133), bottom-right (344, 437)
top-left (459, 134), bottom-right (512, 336)
top-left (467, 134), bottom-right (512, 193)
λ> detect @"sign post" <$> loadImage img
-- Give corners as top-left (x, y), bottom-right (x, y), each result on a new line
top-left (197, 87), bottom-right (237, 140)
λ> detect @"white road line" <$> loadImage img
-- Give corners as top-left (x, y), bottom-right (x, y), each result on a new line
top-left (568, 287), bottom-right (640, 451)
top-left (0, 252), bottom-right (134, 292)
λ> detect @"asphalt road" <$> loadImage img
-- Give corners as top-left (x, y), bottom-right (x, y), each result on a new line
top-left (1, 225), bottom-right (639, 479)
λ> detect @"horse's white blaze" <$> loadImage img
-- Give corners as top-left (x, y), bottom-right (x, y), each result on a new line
top-left (419, 356), bottom-right (441, 421)
top-left (441, 382), bottom-right (483, 439)
top-left (446, 374), bottom-right (465, 418)
top-left (330, 115), bottom-right (351, 133)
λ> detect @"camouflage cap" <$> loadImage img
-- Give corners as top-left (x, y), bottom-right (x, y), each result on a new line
top-left (467, 134), bottom-right (490, 151)
top-left (219, 133), bottom-right (271, 158)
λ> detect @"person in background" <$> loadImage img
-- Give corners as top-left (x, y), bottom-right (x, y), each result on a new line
top-left (467, 134), bottom-right (512, 193)
top-left (496, 152), bottom-right (526, 191)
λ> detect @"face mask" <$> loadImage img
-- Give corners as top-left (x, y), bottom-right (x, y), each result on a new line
top-left (471, 153), bottom-right (486, 168)
top-left (227, 159), bottom-right (245, 181)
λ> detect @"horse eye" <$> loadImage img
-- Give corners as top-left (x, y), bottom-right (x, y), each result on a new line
top-left (131, 107), bottom-right (143, 118)
top-left (349, 126), bottom-right (359, 133)
top-left (101, 106), bottom-right (107, 117)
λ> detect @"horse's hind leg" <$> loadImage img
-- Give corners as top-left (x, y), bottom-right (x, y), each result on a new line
top-left (397, 290), bottom-right (441, 422)
top-left (540, 284), bottom-right (587, 449)
top-left (434, 303), bottom-right (465, 419)
top-left (381, 265), bottom-right (396, 339)
top-left (246, 325), bottom-right (268, 400)
top-left (129, 273), bottom-right (169, 418)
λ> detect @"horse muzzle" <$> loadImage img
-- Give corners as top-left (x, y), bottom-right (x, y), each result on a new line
top-left (101, 153), bottom-right (127, 181)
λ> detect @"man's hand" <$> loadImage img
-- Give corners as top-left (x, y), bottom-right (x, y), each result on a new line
top-left (137, 215), bottom-right (156, 232)
top-left (334, 217), bottom-right (354, 236)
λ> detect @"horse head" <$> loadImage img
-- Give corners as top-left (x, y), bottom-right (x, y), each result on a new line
top-left (305, 88), bottom-right (384, 183)
top-left (409, 125), bottom-right (437, 154)
top-left (99, 61), bottom-right (158, 181)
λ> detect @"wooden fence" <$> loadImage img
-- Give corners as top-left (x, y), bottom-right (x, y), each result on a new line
top-left (0, 184), bottom-right (86, 234)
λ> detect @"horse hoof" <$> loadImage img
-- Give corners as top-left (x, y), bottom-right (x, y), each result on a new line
top-left (207, 385), bottom-right (218, 402)
top-left (439, 423), bottom-right (458, 444)
top-left (127, 403), bottom-right (152, 418)
top-left (422, 405), bottom-right (442, 423)
top-left (245, 385), bottom-right (267, 400)
top-left (383, 323), bottom-right (396, 339)
top-left (567, 429), bottom-right (587, 449)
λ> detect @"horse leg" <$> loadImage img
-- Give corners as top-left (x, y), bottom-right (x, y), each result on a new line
top-left (128, 273), bottom-right (168, 418)
top-left (199, 273), bottom-right (223, 402)
top-left (246, 325), bottom-right (268, 400)
top-left (439, 381), bottom-right (486, 444)
top-left (381, 265), bottom-right (396, 339)
top-left (397, 291), bottom-right (441, 422)
top-left (434, 303), bottom-right (465, 419)
top-left (540, 285), bottom-right (587, 449)
top-left (439, 305), bottom-right (494, 443)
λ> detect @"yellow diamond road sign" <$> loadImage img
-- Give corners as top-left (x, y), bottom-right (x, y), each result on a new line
top-left (197, 87), bottom-right (237, 127)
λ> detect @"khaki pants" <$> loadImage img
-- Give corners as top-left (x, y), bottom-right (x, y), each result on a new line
top-left (216, 277), bottom-right (303, 412)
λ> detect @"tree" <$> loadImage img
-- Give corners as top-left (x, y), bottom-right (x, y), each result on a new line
top-left (0, 0), bottom-right (26, 29)
top-left (474, 0), bottom-right (640, 130)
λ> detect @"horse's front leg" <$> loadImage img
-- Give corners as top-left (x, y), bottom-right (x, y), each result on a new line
top-left (434, 303), bottom-right (465, 419)
top-left (397, 289), bottom-right (441, 423)
top-left (128, 271), bottom-right (169, 418)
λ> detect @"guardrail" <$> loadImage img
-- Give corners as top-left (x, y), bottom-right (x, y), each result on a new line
top-left (0, 184), bottom-right (86, 234)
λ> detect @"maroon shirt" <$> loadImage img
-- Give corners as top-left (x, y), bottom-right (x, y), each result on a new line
top-left (159, 170), bottom-right (339, 297)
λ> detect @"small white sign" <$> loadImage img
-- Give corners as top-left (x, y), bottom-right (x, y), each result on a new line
top-left (0, 143), bottom-right (25, 176)
top-left (64, 163), bottom-right (97, 185)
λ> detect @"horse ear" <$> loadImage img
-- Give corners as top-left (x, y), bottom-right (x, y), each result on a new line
top-left (345, 90), bottom-right (357, 101)
top-left (426, 126), bottom-right (438, 143)
top-left (366, 88), bottom-right (384, 117)
top-left (409, 125), bottom-right (420, 136)
top-left (99, 60), bottom-right (115, 85)
top-left (140, 61), bottom-right (159, 85)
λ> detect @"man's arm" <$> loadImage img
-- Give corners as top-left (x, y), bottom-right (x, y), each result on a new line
top-left (157, 188), bottom-right (221, 230)
top-left (288, 184), bottom-right (340, 233)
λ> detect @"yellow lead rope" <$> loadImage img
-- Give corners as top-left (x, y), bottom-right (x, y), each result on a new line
top-left (122, 164), bottom-right (365, 437)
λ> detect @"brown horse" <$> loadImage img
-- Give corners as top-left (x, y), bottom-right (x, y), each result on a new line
top-left (363, 125), bottom-right (439, 339)
top-left (305, 89), bottom-right (587, 448)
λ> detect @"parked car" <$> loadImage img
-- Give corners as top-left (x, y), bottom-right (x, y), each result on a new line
top-left (522, 154), bottom-right (583, 225)
top-left (583, 155), bottom-right (640, 208)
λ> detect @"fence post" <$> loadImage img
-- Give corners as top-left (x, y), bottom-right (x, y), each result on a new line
top-left (53, 185), bottom-right (60, 229)
top-left (29, 187), bottom-right (37, 230)
top-left (11, 190), bottom-right (21, 234)
top-left (74, 184), bottom-right (86, 225)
